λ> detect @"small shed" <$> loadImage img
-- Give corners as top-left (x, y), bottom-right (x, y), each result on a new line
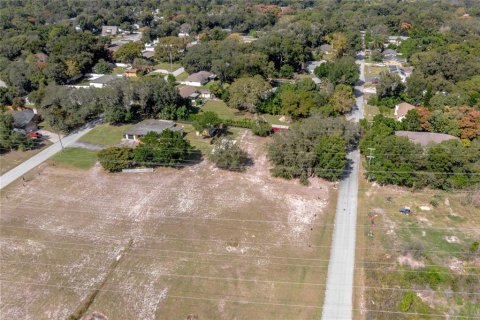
top-left (101, 26), bottom-right (119, 37)
top-left (124, 119), bottom-right (182, 141)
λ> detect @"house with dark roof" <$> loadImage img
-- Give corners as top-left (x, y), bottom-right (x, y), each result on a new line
top-left (124, 119), bottom-right (182, 141)
top-left (13, 109), bottom-right (40, 132)
top-left (395, 131), bottom-right (459, 147)
top-left (101, 26), bottom-right (119, 37)
top-left (383, 49), bottom-right (398, 61)
top-left (89, 74), bottom-right (123, 88)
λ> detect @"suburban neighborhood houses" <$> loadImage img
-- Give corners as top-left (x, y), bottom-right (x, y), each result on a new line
top-left (1, 1), bottom-right (479, 320)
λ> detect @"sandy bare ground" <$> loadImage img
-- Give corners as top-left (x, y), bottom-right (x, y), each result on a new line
top-left (0, 130), bottom-right (335, 320)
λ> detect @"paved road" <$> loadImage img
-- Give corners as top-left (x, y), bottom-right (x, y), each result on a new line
top-left (0, 122), bottom-right (99, 190)
top-left (322, 33), bottom-right (365, 320)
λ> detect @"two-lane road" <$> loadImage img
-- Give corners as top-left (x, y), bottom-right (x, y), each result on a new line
top-left (0, 122), bottom-right (99, 190)
top-left (322, 34), bottom-right (366, 319)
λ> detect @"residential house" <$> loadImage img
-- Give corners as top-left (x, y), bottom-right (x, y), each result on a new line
top-left (178, 23), bottom-right (190, 38)
top-left (178, 86), bottom-right (200, 105)
top-left (13, 109), bottom-right (40, 132)
top-left (142, 51), bottom-right (155, 59)
top-left (124, 119), bottom-right (182, 141)
top-left (395, 131), bottom-right (459, 147)
top-left (305, 60), bottom-right (326, 74)
top-left (89, 74), bottom-right (123, 88)
top-left (394, 102), bottom-right (416, 121)
top-left (101, 26), bottom-right (119, 37)
top-left (387, 36), bottom-right (409, 46)
top-left (383, 49), bottom-right (398, 61)
top-left (183, 71), bottom-right (215, 87)
top-left (319, 44), bottom-right (332, 54)
top-left (199, 89), bottom-right (214, 99)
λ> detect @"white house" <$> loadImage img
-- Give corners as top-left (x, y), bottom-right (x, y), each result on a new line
top-left (182, 71), bottom-right (215, 87)
top-left (394, 102), bottom-right (416, 121)
top-left (305, 60), bottom-right (326, 74)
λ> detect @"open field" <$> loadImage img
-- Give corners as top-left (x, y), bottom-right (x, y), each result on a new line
top-left (49, 147), bottom-right (98, 169)
top-left (0, 130), bottom-right (336, 319)
top-left (365, 65), bottom-right (385, 79)
top-left (201, 100), bottom-right (285, 126)
top-left (79, 124), bottom-right (133, 146)
top-left (354, 164), bottom-right (480, 319)
top-left (0, 141), bottom-right (52, 175)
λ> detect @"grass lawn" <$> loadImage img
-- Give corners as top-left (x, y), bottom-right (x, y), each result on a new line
top-left (79, 124), bottom-right (133, 146)
top-left (175, 71), bottom-right (189, 81)
top-left (38, 121), bottom-right (55, 133)
top-left (365, 65), bottom-right (385, 78)
top-left (112, 67), bottom-right (125, 74)
top-left (261, 114), bottom-right (285, 126)
top-left (180, 123), bottom-right (214, 156)
top-left (154, 62), bottom-right (182, 72)
top-left (201, 100), bottom-right (246, 120)
top-left (49, 147), bottom-right (98, 169)
top-left (0, 141), bottom-right (52, 175)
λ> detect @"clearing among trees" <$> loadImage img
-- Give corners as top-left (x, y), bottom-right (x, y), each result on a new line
top-left (0, 130), bottom-right (335, 319)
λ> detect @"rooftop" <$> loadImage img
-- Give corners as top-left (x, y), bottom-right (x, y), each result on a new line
top-left (90, 74), bottom-right (122, 84)
top-left (178, 86), bottom-right (199, 98)
top-left (395, 131), bottom-right (459, 147)
top-left (13, 109), bottom-right (36, 128)
top-left (126, 119), bottom-right (182, 136)
top-left (185, 71), bottom-right (214, 83)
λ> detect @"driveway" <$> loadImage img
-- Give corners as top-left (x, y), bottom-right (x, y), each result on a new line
top-left (322, 32), bottom-right (366, 319)
top-left (0, 120), bottom-right (100, 190)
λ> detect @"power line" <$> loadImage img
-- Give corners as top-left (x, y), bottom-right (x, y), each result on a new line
top-left (1, 278), bottom-right (479, 316)
top-left (2, 236), bottom-right (479, 270)
top-left (3, 203), bottom-right (480, 232)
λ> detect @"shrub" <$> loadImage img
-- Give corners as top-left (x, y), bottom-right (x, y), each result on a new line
top-left (398, 291), bottom-right (415, 312)
top-left (252, 121), bottom-right (272, 136)
top-left (470, 241), bottom-right (480, 253)
top-left (430, 199), bottom-right (439, 207)
top-left (98, 147), bottom-right (135, 172)
top-left (209, 138), bottom-right (250, 171)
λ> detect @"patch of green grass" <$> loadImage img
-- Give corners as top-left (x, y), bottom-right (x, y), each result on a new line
top-left (38, 121), bottom-right (55, 133)
top-left (180, 124), bottom-right (213, 156)
top-left (175, 71), bottom-right (189, 81)
top-left (261, 114), bottom-right (285, 126)
top-left (79, 124), bottom-right (133, 146)
top-left (154, 62), bottom-right (182, 72)
top-left (201, 100), bottom-right (246, 121)
top-left (112, 67), bottom-right (125, 74)
top-left (50, 148), bottom-right (97, 169)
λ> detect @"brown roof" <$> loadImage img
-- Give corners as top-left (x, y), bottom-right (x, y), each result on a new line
top-left (185, 71), bottom-right (213, 83)
top-left (178, 86), bottom-right (199, 98)
top-left (395, 131), bottom-right (459, 147)
top-left (395, 102), bottom-right (416, 119)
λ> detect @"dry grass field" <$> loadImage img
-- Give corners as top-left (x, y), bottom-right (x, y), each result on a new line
top-left (0, 130), bottom-right (337, 320)
top-left (354, 166), bottom-right (480, 319)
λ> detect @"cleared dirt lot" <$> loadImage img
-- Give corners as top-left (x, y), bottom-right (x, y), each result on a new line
top-left (354, 165), bottom-right (480, 319)
top-left (0, 130), bottom-right (336, 320)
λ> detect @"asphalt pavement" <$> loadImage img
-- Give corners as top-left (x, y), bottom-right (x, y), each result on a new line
top-left (322, 34), bottom-right (366, 319)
